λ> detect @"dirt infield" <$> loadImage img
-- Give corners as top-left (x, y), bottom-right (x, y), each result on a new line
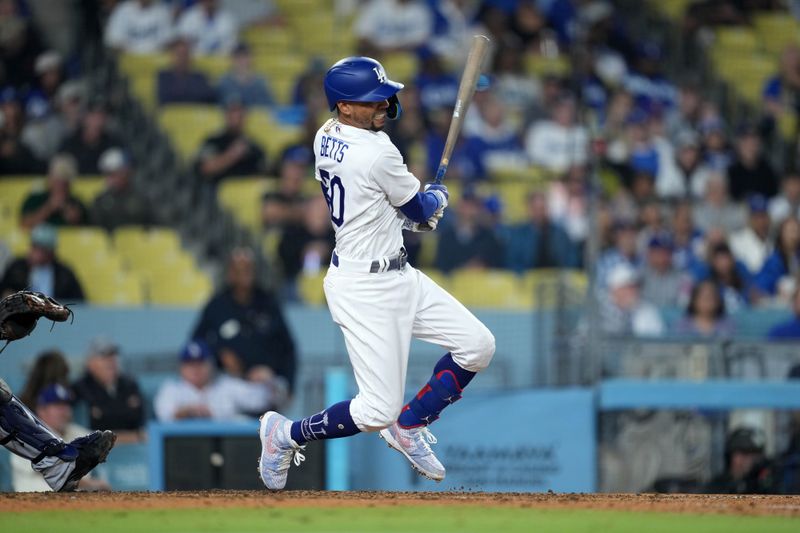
top-left (1, 491), bottom-right (799, 517)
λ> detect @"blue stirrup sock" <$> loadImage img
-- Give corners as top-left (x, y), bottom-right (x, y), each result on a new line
top-left (290, 400), bottom-right (360, 445)
top-left (398, 353), bottom-right (476, 429)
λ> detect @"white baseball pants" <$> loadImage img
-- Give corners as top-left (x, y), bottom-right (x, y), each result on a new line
top-left (323, 263), bottom-right (495, 432)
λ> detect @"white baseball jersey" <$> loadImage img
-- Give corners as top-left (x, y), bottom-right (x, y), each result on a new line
top-left (313, 119), bottom-right (420, 261)
top-left (312, 117), bottom-right (495, 432)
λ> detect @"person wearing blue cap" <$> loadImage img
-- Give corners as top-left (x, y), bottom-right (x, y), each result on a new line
top-left (9, 384), bottom-right (112, 492)
top-left (730, 194), bottom-right (773, 275)
top-left (154, 339), bottom-right (282, 422)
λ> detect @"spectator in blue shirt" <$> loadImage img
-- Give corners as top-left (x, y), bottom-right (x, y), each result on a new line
top-left (762, 44), bottom-right (800, 132)
top-left (217, 43), bottom-right (275, 108)
top-left (506, 191), bottom-right (580, 273)
top-left (414, 48), bottom-right (459, 118)
top-left (755, 216), bottom-right (800, 299)
top-left (768, 287), bottom-right (800, 340)
top-left (157, 37), bottom-right (217, 106)
top-left (595, 218), bottom-right (641, 292)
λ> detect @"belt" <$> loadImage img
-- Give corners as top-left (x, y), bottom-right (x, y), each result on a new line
top-left (331, 247), bottom-right (407, 273)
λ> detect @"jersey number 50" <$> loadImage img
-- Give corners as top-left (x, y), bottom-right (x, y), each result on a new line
top-left (319, 169), bottom-right (345, 227)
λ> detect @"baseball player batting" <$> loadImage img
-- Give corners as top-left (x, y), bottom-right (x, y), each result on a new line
top-left (0, 290), bottom-right (116, 491)
top-left (258, 55), bottom-right (494, 489)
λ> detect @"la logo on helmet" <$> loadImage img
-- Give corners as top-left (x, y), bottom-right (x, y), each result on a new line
top-left (373, 66), bottom-right (387, 84)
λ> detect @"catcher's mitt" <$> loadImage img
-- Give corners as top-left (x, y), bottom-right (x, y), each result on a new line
top-left (0, 291), bottom-right (73, 350)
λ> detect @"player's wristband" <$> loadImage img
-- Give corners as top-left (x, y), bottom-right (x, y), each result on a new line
top-left (399, 191), bottom-right (441, 223)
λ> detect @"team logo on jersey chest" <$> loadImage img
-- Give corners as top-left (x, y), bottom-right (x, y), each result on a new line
top-left (373, 66), bottom-right (387, 84)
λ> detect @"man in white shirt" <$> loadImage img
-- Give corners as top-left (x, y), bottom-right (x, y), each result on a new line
top-left (601, 263), bottom-right (666, 337)
top-left (177, 0), bottom-right (238, 56)
top-left (104, 0), bottom-right (173, 54)
top-left (154, 340), bottom-right (277, 422)
top-left (730, 195), bottom-right (773, 274)
top-left (525, 96), bottom-right (588, 173)
top-left (354, 0), bottom-right (433, 52)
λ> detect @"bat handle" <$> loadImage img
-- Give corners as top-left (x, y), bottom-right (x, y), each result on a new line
top-left (434, 160), bottom-right (448, 185)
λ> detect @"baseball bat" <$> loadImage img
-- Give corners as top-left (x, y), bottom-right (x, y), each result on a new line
top-left (433, 34), bottom-right (491, 185)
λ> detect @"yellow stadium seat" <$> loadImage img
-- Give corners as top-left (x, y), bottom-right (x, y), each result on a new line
top-left (521, 268), bottom-right (588, 307)
top-left (126, 249), bottom-right (196, 283)
top-left (251, 54), bottom-right (308, 105)
top-left (647, 0), bottom-right (693, 21)
top-left (449, 270), bottom-right (533, 309)
top-left (158, 105), bottom-right (224, 160)
top-left (56, 227), bottom-right (111, 256)
top-left (715, 27), bottom-right (759, 53)
top-left (119, 53), bottom-right (170, 110)
top-left (86, 272), bottom-right (145, 306)
top-left (0, 178), bottom-right (44, 221)
top-left (524, 55), bottom-right (570, 77)
top-left (242, 26), bottom-right (293, 51)
top-left (69, 252), bottom-right (126, 289)
top-left (381, 52), bottom-right (418, 84)
top-left (472, 181), bottom-right (537, 224)
top-left (245, 109), bottom-right (302, 158)
top-left (113, 226), bottom-right (181, 257)
top-left (5, 227), bottom-right (30, 256)
top-left (149, 270), bottom-right (213, 306)
top-left (297, 269), bottom-right (326, 306)
top-left (218, 177), bottom-right (278, 231)
top-left (261, 229), bottom-right (282, 266)
top-left (754, 14), bottom-right (800, 54)
top-left (193, 55), bottom-right (230, 80)
top-left (71, 177), bottom-right (105, 205)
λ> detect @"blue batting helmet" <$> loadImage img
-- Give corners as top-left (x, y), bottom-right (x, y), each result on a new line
top-left (323, 56), bottom-right (404, 119)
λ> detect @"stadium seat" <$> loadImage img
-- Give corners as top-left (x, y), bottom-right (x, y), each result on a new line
top-left (646, 0), bottom-right (693, 21)
top-left (242, 25), bottom-right (293, 52)
top-left (113, 226), bottom-right (181, 257)
top-left (5, 227), bottom-right (30, 256)
top-left (149, 269), bottom-right (213, 306)
top-left (85, 271), bottom-right (145, 306)
top-left (0, 177), bottom-right (44, 221)
top-left (297, 269), bottom-right (326, 306)
top-left (251, 53), bottom-right (308, 104)
top-left (193, 54), bottom-right (230, 80)
top-left (714, 28), bottom-right (759, 53)
top-left (71, 177), bottom-right (105, 205)
top-left (158, 105), bottom-right (223, 161)
top-left (118, 53), bottom-right (170, 110)
top-left (754, 13), bottom-right (800, 55)
top-left (449, 269), bottom-right (533, 309)
top-left (245, 109), bottom-right (302, 158)
top-left (381, 52), bottom-right (418, 84)
top-left (524, 55), bottom-right (570, 77)
top-left (56, 227), bottom-right (111, 258)
top-left (218, 177), bottom-right (278, 231)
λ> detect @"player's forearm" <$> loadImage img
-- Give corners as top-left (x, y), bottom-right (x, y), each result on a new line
top-left (399, 191), bottom-right (441, 223)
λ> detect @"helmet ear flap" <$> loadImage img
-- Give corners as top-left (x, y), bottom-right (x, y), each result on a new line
top-left (387, 94), bottom-right (402, 120)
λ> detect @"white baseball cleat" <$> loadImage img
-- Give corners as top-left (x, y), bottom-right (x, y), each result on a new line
top-left (379, 422), bottom-right (445, 481)
top-left (257, 411), bottom-right (306, 490)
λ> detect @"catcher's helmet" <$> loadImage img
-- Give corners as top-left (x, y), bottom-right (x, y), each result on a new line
top-left (323, 56), bottom-right (403, 119)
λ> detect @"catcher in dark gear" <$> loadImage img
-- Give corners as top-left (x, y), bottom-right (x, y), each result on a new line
top-left (0, 290), bottom-right (116, 491)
